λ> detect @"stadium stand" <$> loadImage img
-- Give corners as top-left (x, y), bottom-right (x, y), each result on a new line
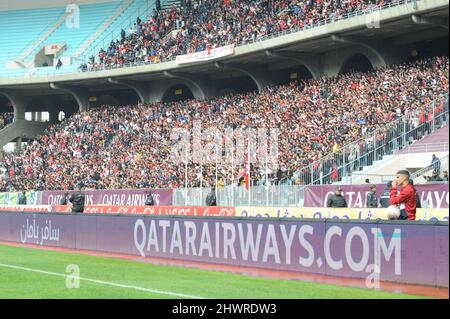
top-left (22, 1), bottom-right (125, 61)
top-left (0, 0), bottom-right (449, 303)
top-left (337, 118), bottom-right (449, 184)
top-left (78, 1), bottom-right (155, 62)
top-left (0, 1), bottom-right (162, 76)
top-left (0, 56), bottom-right (447, 192)
top-left (0, 6), bottom-right (65, 71)
top-left (84, 0), bottom-right (390, 70)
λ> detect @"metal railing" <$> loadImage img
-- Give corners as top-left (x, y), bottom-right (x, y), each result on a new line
top-left (3, 7), bottom-right (68, 63)
top-left (78, 0), bottom-right (417, 72)
top-left (78, 0), bottom-right (157, 65)
top-left (173, 185), bottom-right (306, 207)
top-left (286, 94), bottom-right (449, 186)
top-left (0, 0), bottom-right (422, 78)
top-left (345, 173), bottom-right (397, 185)
top-left (410, 154), bottom-right (449, 181)
top-left (402, 142), bottom-right (449, 153)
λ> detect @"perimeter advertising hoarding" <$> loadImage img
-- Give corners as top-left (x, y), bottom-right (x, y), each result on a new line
top-left (236, 207), bottom-right (449, 221)
top-left (304, 184), bottom-right (449, 208)
top-left (0, 212), bottom-right (447, 288)
top-left (41, 189), bottom-right (174, 206)
top-left (52, 205), bottom-right (235, 216)
top-left (0, 192), bottom-right (39, 205)
top-left (0, 205), bottom-right (52, 212)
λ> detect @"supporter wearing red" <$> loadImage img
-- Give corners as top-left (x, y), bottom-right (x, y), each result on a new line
top-left (0, 56), bottom-right (448, 192)
top-left (390, 170), bottom-right (417, 221)
top-left (85, 0), bottom-right (387, 70)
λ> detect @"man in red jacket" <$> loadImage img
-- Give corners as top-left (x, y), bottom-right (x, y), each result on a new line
top-left (390, 170), bottom-right (417, 220)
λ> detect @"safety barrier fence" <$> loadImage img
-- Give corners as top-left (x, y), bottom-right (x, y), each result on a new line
top-left (1, 181), bottom-right (448, 208)
top-left (289, 94), bottom-right (449, 186)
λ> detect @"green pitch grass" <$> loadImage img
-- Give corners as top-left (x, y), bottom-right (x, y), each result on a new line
top-left (0, 244), bottom-right (425, 299)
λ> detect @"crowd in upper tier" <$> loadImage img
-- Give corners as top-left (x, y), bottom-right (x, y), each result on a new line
top-left (0, 56), bottom-right (448, 192)
top-left (81, 0), bottom-right (390, 70)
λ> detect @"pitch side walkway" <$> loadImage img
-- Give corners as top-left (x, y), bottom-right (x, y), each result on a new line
top-left (0, 240), bottom-right (447, 299)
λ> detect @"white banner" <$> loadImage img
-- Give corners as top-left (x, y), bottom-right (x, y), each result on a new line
top-left (176, 44), bottom-right (235, 65)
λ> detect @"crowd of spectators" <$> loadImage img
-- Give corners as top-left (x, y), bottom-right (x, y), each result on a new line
top-left (1, 56), bottom-right (448, 192)
top-left (0, 113), bottom-right (13, 130)
top-left (81, 0), bottom-right (390, 70)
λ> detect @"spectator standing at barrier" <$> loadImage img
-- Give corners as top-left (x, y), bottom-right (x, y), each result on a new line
top-left (443, 171), bottom-right (448, 181)
top-left (69, 184), bottom-right (85, 213)
top-left (431, 154), bottom-right (441, 175)
top-left (379, 181), bottom-right (392, 208)
top-left (206, 187), bottom-right (217, 206)
top-left (390, 170), bottom-right (417, 220)
top-left (145, 189), bottom-right (154, 206)
top-left (60, 192), bottom-right (69, 205)
top-left (366, 185), bottom-right (378, 208)
top-left (327, 187), bottom-right (348, 208)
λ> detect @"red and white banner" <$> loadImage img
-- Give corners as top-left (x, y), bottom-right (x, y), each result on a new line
top-left (0, 205), bottom-right (52, 212)
top-left (53, 205), bottom-right (236, 216)
top-left (175, 44), bottom-right (235, 65)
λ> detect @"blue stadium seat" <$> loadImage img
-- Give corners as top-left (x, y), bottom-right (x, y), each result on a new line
top-left (83, 0), bottom-right (156, 60)
top-left (22, 1), bottom-right (124, 61)
top-left (0, 7), bottom-right (64, 70)
top-left (0, 1), bottom-right (164, 74)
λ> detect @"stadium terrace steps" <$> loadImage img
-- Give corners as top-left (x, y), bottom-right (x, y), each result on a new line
top-left (72, 0), bottom-right (134, 59)
top-left (0, 120), bottom-right (49, 149)
top-left (18, 10), bottom-right (71, 62)
top-left (77, 0), bottom-right (158, 64)
top-left (2, 1), bottom-right (126, 69)
top-left (337, 155), bottom-right (397, 185)
top-left (340, 151), bottom-right (449, 185)
top-left (411, 154), bottom-right (449, 183)
top-left (0, 7), bottom-right (64, 70)
top-left (337, 122), bottom-right (449, 185)
top-left (396, 125), bottom-right (449, 154)
top-left (29, 1), bottom-right (124, 61)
